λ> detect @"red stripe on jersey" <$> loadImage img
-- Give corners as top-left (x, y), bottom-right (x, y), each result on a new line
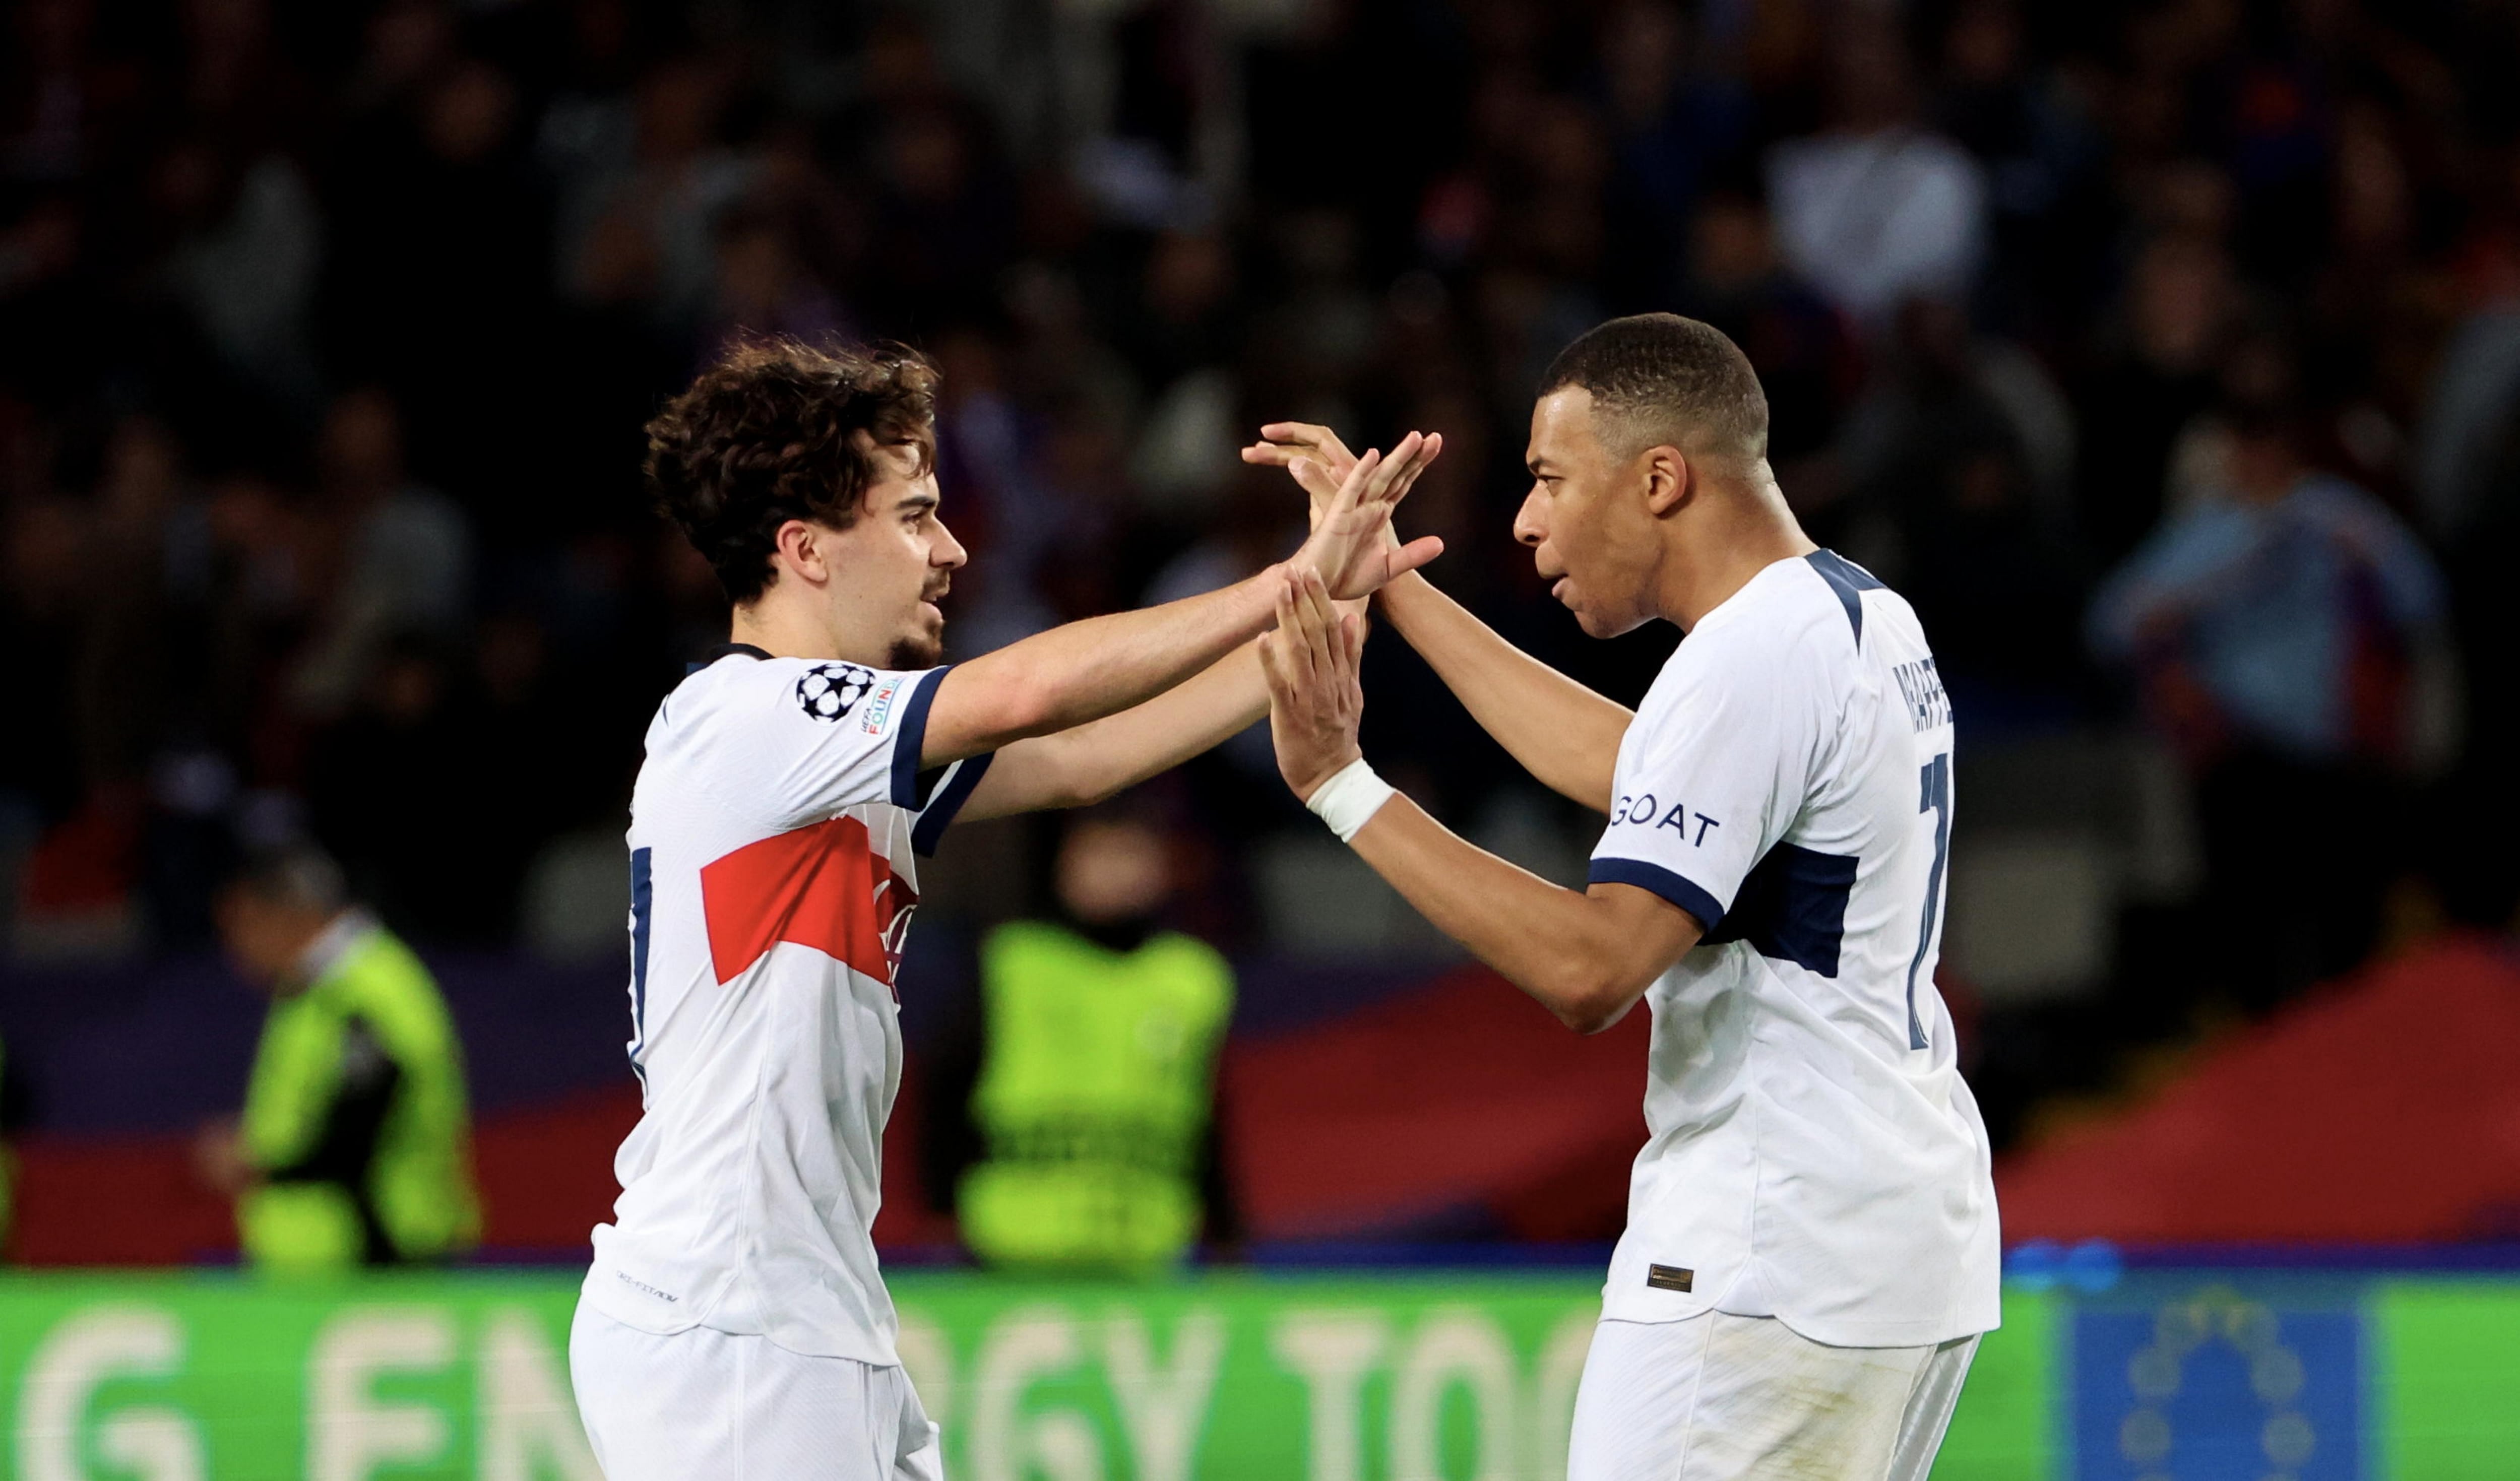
top-left (699, 817), bottom-right (919, 986)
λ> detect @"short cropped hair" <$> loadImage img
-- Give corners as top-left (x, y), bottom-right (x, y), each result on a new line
top-left (228, 843), bottom-right (348, 915)
top-left (646, 338), bottom-right (941, 604)
top-left (1538, 313), bottom-right (1769, 464)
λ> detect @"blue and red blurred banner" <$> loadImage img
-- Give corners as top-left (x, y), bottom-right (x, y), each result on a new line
top-left (9, 934), bottom-right (2520, 1264)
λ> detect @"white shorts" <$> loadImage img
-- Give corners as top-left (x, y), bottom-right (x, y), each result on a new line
top-left (569, 1303), bottom-right (942, 1481)
top-left (1567, 1313), bottom-right (1978, 1481)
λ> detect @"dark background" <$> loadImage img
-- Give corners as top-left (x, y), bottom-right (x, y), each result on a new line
top-left (5, 0), bottom-right (2520, 1259)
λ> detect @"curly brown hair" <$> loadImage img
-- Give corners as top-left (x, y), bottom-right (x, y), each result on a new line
top-left (645, 337), bottom-right (941, 604)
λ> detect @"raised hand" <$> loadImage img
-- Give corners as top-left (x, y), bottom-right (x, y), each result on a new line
top-left (1243, 421), bottom-right (1365, 513)
top-left (1281, 430), bottom-right (1445, 600)
top-left (1258, 569), bottom-right (1366, 801)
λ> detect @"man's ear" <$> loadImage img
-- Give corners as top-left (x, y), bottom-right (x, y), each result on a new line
top-left (774, 518), bottom-right (829, 584)
top-left (1640, 445), bottom-right (1691, 517)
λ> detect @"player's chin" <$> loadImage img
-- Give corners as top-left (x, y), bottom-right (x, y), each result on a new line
top-left (888, 619), bottom-right (946, 670)
top-left (1554, 589), bottom-right (1605, 635)
top-left (1570, 602), bottom-right (1639, 640)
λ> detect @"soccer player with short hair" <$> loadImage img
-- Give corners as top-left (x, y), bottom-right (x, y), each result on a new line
top-left (1248, 313), bottom-right (1999, 1479)
top-left (568, 337), bottom-right (1439, 1479)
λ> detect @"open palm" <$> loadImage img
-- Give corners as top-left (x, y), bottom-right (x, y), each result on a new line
top-left (1279, 429), bottom-right (1445, 600)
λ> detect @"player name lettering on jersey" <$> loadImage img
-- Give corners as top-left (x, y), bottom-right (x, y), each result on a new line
top-left (1891, 656), bottom-right (1952, 733)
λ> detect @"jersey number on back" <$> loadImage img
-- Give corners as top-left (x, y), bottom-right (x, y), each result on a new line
top-left (1904, 755), bottom-right (1951, 1051)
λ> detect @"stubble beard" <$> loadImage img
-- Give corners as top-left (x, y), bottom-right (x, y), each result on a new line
top-left (890, 577), bottom-right (951, 669)
top-left (888, 628), bottom-right (944, 669)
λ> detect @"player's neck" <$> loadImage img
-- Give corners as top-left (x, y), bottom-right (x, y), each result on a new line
top-left (728, 595), bottom-right (881, 667)
top-left (1660, 478), bottom-right (1816, 630)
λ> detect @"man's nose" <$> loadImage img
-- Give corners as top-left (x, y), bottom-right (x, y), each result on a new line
top-left (1513, 487), bottom-right (1547, 547)
top-left (933, 517), bottom-right (970, 569)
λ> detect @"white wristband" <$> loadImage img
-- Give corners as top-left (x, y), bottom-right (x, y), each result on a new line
top-left (1304, 757), bottom-right (1395, 843)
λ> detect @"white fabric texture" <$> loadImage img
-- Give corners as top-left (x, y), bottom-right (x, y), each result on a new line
top-left (570, 1303), bottom-right (942, 1481)
top-left (1567, 1313), bottom-right (1977, 1481)
top-left (1304, 756), bottom-right (1396, 841)
top-left (1587, 553), bottom-right (1999, 1346)
top-left (582, 650), bottom-right (990, 1367)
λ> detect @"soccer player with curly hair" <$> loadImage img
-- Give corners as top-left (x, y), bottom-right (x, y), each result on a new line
top-left (568, 336), bottom-right (1439, 1479)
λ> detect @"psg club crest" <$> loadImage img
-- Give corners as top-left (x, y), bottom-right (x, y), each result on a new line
top-left (796, 663), bottom-right (876, 722)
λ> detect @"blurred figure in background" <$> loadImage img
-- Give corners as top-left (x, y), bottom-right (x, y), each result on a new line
top-left (197, 843), bottom-right (479, 1272)
top-left (290, 387), bottom-right (472, 719)
top-left (2073, 230), bottom-right (2237, 569)
top-left (1836, 296), bottom-right (2085, 723)
top-left (1765, 17), bottom-right (1986, 336)
top-left (957, 805), bottom-right (1236, 1273)
top-left (2091, 378), bottom-right (2450, 1014)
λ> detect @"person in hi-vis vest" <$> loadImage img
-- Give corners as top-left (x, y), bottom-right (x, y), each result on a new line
top-left (956, 807), bottom-right (1235, 1272)
top-left (198, 845), bottom-right (480, 1272)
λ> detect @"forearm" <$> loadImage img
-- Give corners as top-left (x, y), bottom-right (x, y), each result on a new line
top-left (1050, 645), bottom-right (1268, 797)
top-left (959, 645), bottom-right (1267, 818)
top-left (1346, 793), bottom-right (1650, 1033)
top-left (1259, 572), bottom-right (1687, 1028)
top-left (1377, 573), bottom-right (1627, 812)
top-left (927, 569), bottom-right (1282, 763)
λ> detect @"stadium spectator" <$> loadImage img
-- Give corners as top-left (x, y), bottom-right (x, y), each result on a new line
top-left (154, 139), bottom-right (325, 414)
top-left (1594, 0), bottom-right (1753, 309)
top-left (196, 843), bottom-right (479, 1271)
top-left (1835, 296), bottom-right (2086, 722)
top-left (2071, 231), bottom-right (2238, 568)
top-left (1933, 0), bottom-right (2110, 330)
top-left (2091, 375), bottom-right (2450, 1012)
top-left (289, 388), bottom-right (472, 718)
top-left (1675, 188), bottom-right (1857, 487)
top-left (325, 53), bottom-right (550, 511)
top-left (570, 59), bottom-right (747, 326)
top-left (954, 807), bottom-right (1236, 1272)
top-left (1765, 17), bottom-right (1987, 333)
top-left (301, 633), bottom-right (487, 940)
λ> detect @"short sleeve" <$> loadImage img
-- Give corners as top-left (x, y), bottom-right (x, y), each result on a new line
top-left (1588, 635), bottom-right (1819, 933)
top-left (905, 750), bottom-right (995, 857)
top-left (715, 661), bottom-right (960, 828)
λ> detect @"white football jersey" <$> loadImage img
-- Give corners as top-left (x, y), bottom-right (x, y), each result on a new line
top-left (580, 645), bottom-right (990, 1366)
top-left (1588, 552), bottom-right (2000, 1348)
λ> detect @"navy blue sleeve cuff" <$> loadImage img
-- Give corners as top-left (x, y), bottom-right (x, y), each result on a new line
top-left (1589, 857), bottom-right (1726, 933)
top-left (888, 667), bottom-right (953, 808)
top-left (910, 751), bottom-right (994, 857)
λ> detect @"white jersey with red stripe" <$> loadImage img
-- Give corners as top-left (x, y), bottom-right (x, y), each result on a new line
top-left (580, 643), bottom-right (991, 1366)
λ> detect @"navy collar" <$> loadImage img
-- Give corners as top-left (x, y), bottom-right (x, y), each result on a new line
top-left (687, 641), bottom-right (773, 674)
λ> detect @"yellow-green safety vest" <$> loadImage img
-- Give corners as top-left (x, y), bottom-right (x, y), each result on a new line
top-left (959, 922), bottom-right (1233, 1273)
top-left (238, 923), bottom-right (481, 1273)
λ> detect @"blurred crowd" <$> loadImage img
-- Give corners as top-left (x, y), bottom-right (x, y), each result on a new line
top-left (6, 0), bottom-right (2520, 1133)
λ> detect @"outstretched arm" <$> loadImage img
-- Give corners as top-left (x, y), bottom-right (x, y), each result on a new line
top-left (921, 434), bottom-right (1442, 768)
top-left (1377, 573), bottom-right (1629, 813)
top-left (1245, 423), bottom-right (1629, 813)
top-left (1351, 798), bottom-right (1698, 1033)
top-left (950, 432), bottom-right (1426, 818)
top-left (956, 638), bottom-right (1267, 818)
top-left (1259, 574), bottom-right (1699, 1033)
